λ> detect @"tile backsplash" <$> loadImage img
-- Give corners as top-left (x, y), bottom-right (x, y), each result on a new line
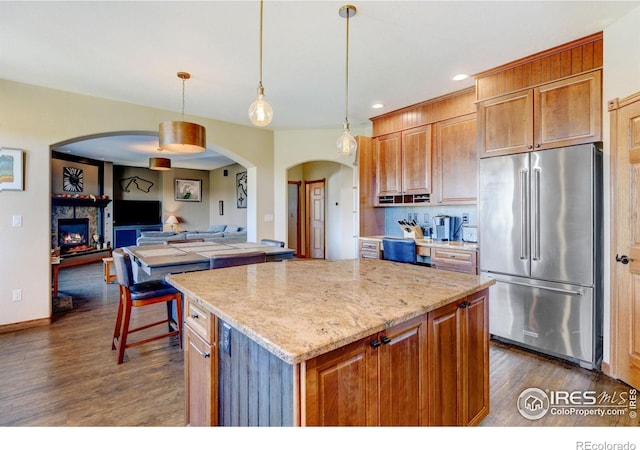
top-left (384, 205), bottom-right (477, 238)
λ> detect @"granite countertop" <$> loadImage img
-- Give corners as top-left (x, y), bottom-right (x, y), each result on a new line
top-left (167, 258), bottom-right (493, 365)
top-left (361, 235), bottom-right (478, 251)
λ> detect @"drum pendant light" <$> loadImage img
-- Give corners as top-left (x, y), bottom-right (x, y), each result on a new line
top-left (336, 5), bottom-right (357, 157)
top-left (149, 157), bottom-right (171, 171)
top-left (248, 0), bottom-right (273, 127)
top-left (159, 72), bottom-right (206, 153)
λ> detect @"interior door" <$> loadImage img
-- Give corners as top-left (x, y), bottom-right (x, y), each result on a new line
top-left (610, 92), bottom-right (640, 389)
top-left (306, 180), bottom-right (325, 259)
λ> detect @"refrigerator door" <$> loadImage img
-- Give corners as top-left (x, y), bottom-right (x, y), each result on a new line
top-left (484, 273), bottom-right (595, 366)
top-left (530, 145), bottom-right (594, 285)
top-left (479, 153), bottom-right (530, 277)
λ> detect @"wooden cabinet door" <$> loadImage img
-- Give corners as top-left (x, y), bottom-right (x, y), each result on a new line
top-left (376, 132), bottom-right (402, 196)
top-left (478, 89), bottom-right (534, 158)
top-left (304, 335), bottom-right (378, 426)
top-left (458, 289), bottom-right (489, 426)
top-left (378, 315), bottom-right (428, 426)
top-left (427, 301), bottom-right (460, 426)
top-left (402, 125), bottom-right (432, 195)
top-left (435, 114), bottom-right (478, 204)
top-left (535, 70), bottom-right (602, 150)
top-left (184, 325), bottom-right (218, 426)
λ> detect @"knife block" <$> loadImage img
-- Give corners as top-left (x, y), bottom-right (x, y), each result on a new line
top-left (400, 225), bottom-right (424, 239)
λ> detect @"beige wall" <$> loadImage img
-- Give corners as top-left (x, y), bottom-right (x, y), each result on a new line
top-left (0, 79), bottom-right (273, 326)
top-left (209, 163), bottom-right (248, 230)
top-left (273, 125), bottom-right (371, 259)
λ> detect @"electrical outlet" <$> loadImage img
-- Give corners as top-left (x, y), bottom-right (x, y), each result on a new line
top-left (12, 289), bottom-right (22, 302)
top-left (462, 213), bottom-right (470, 224)
top-left (222, 322), bottom-right (232, 357)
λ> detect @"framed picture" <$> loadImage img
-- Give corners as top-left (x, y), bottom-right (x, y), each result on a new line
top-left (174, 178), bottom-right (201, 202)
top-left (236, 171), bottom-right (247, 208)
top-left (0, 148), bottom-right (24, 191)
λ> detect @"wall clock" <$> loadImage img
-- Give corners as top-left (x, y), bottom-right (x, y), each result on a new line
top-left (63, 166), bottom-right (84, 192)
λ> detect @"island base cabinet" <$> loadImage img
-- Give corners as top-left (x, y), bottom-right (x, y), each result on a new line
top-left (303, 315), bottom-right (428, 426)
top-left (184, 324), bottom-right (218, 426)
top-left (428, 288), bottom-right (489, 426)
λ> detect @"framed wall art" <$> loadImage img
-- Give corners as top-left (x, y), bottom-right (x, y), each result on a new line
top-left (236, 171), bottom-right (247, 208)
top-left (63, 166), bottom-right (84, 192)
top-left (0, 148), bottom-right (25, 191)
top-left (175, 178), bottom-right (201, 202)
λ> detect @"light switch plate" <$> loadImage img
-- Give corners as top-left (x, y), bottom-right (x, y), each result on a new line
top-left (12, 215), bottom-right (22, 227)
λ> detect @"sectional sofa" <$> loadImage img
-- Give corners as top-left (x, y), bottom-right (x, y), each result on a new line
top-left (135, 224), bottom-right (247, 246)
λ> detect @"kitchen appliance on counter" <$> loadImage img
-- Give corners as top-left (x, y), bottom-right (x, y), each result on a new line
top-left (432, 215), bottom-right (460, 241)
top-left (462, 225), bottom-right (477, 243)
top-left (479, 143), bottom-right (603, 369)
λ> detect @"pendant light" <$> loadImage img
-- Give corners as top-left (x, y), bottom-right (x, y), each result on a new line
top-left (159, 72), bottom-right (207, 153)
top-left (337, 5), bottom-right (357, 157)
top-left (149, 157), bottom-right (171, 171)
top-left (248, 0), bottom-right (273, 127)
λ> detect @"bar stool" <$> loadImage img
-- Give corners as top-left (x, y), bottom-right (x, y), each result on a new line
top-left (111, 249), bottom-right (183, 364)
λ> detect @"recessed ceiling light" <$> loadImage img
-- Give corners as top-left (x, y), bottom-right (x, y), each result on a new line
top-left (453, 74), bottom-right (469, 81)
top-left (372, 103), bottom-right (384, 109)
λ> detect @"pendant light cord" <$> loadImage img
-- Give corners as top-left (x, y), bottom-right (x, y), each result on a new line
top-left (259, 0), bottom-right (264, 89)
top-left (344, 7), bottom-right (350, 127)
top-left (181, 77), bottom-right (185, 120)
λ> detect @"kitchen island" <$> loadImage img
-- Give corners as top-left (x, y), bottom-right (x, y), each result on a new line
top-left (166, 258), bottom-right (495, 426)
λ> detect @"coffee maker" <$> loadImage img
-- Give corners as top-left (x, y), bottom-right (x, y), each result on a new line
top-left (432, 215), bottom-right (459, 241)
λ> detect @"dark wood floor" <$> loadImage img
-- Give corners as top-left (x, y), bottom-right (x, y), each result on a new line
top-left (0, 262), bottom-right (637, 427)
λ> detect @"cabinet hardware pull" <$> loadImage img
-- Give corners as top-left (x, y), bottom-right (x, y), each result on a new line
top-left (190, 313), bottom-right (199, 319)
top-left (370, 339), bottom-right (382, 348)
top-left (458, 301), bottom-right (469, 309)
top-left (381, 336), bottom-right (392, 344)
top-left (193, 347), bottom-right (210, 358)
top-left (527, 145), bottom-right (533, 149)
top-left (616, 254), bottom-right (630, 265)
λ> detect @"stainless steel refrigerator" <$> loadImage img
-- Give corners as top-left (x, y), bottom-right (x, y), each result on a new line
top-left (479, 143), bottom-right (603, 369)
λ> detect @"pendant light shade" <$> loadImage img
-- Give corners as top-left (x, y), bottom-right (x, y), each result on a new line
top-left (149, 157), bottom-right (172, 171)
top-left (248, 0), bottom-right (273, 127)
top-left (158, 120), bottom-right (206, 153)
top-left (337, 5), bottom-right (357, 157)
top-left (159, 72), bottom-right (206, 153)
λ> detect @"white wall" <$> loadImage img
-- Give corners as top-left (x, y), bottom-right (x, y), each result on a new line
top-left (274, 125), bottom-right (371, 259)
top-left (602, 4), bottom-right (640, 364)
top-left (0, 79), bottom-right (273, 326)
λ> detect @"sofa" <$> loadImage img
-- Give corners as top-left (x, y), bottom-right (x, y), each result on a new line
top-left (135, 224), bottom-right (247, 246)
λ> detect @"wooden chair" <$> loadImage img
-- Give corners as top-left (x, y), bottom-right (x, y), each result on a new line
top-left (382, 237), bottom-right (417, 264)
top-left (209, 251), bottom-right (266, 269)
top-left (111, 248), bottom-right (183, 364)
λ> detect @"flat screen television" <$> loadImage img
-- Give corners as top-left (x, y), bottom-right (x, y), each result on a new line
top-left (113, 200), bottom-right (162, 226)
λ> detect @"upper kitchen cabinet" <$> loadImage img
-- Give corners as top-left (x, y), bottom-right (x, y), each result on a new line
top-left (476, 32), bottom-right (603, 158)
top-left (375, 125), bottom-right (432, 204)
top-left (371, 87), bottom-right (476, 206)
top-left (434, 113), bottom-right (478, 204)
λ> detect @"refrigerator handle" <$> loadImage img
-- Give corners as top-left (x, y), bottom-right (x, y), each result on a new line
top-left (499, 279), bottom-right (585, 296)
top-left (532, 168), bottom-right (541, 261)
top-left (520, 169), bottom-right (529, 260)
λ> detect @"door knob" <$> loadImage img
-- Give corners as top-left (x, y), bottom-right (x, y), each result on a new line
top-left (616, 254), bottom-right (630, 265)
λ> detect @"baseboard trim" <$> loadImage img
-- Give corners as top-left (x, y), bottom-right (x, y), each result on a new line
top-left (0, 317), bottom-right (51, 334)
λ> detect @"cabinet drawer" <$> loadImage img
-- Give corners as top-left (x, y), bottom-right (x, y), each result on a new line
top-left (432, 249), bottom-right (477, 274)
top-left (416, 246), bottom-right (431, 257)
top-left (360, 250), bottom-right (381, 259)
top-left (359, 240), bottom-right (381, 259)
top-left (185, 297), bottom-right (215, 343)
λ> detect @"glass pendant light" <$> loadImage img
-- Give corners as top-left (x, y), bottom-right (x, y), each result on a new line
top-left (248, 0), bottom-right (273, 127)
top-left (159, 72), bottom-right (206, 153)
top-left (337, 5), bottom-right (357, 157)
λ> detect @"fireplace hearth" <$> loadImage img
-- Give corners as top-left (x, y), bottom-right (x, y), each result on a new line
top-left (58, 218), bottom-right (90, 254)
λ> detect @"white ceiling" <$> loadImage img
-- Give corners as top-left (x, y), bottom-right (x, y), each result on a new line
top-left (1, 1), bottom-right (637, 169)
